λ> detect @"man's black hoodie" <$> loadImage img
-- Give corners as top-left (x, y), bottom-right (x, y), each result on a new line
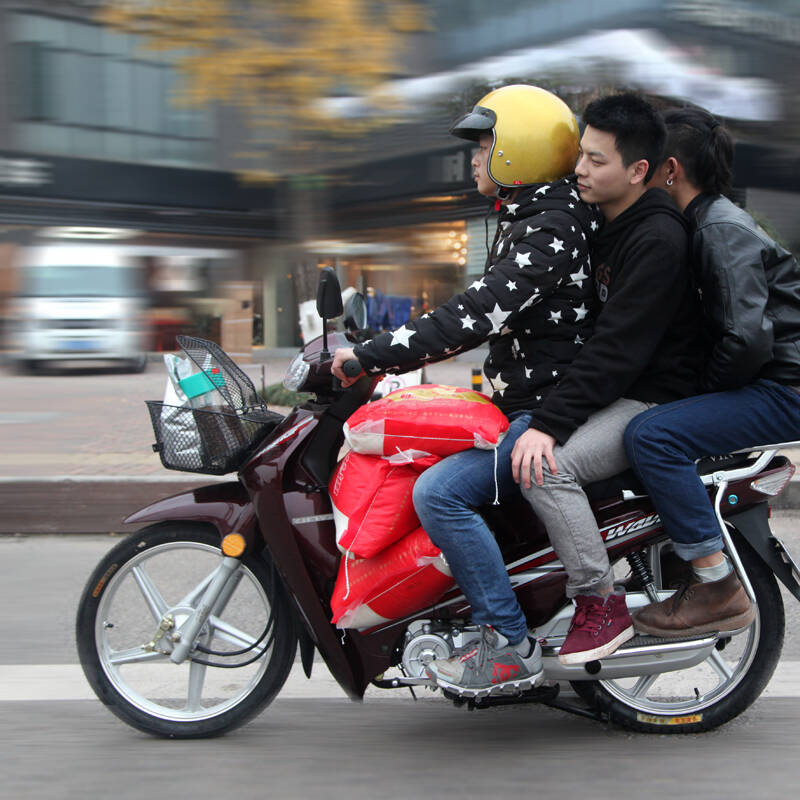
top-left (529, 187), bottom-right (702, 444)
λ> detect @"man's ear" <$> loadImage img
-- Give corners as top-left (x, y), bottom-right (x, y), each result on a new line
top-left (630, 158), bottom-right (650, 186)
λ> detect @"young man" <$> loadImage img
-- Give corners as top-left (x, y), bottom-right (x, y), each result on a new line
top-left (626, 108), bottom-right (800, 637)
top-left (332, 84), bottom-right (601, 695)
top-left (513, 93), bottom-right (702, 665)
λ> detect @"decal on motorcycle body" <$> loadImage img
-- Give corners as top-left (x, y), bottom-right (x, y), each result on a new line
top-left (636, 713), bottom-right (702, 725)
top-left (601, 512), bottom-right (661, 543)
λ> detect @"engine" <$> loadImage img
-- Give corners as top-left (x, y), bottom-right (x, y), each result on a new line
top-left (401, 620), bottom-right (482, 679)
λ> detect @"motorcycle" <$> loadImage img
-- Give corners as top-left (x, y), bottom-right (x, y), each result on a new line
top-left (77, 269), bottom-right (800, 738)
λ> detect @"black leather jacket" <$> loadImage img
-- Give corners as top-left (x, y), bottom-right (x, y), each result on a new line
top-left (688, 194), bottom-right (800, 391)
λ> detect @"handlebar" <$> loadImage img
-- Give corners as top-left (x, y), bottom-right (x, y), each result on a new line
top-left (342, 359), bottom-right (364, 378)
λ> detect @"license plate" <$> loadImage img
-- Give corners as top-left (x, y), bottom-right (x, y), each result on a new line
top-left (61, 339), bottom-right (101, 351)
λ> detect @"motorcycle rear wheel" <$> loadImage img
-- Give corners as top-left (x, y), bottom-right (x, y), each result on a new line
top-left (571, 533), bottom-right (784, 733)
top-left (76, 522), bottom-right (297, 738)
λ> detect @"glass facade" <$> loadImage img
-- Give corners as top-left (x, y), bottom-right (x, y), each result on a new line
top-left (9, 12), bottom-right (215, 167)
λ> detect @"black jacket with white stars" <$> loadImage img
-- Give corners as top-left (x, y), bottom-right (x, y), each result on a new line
top-left (353, 177), bottom-right (603, 418)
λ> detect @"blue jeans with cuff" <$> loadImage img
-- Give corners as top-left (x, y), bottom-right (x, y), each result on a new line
top-left (412, 412), bottom-right (532, 645)
top-left (624, 379), bottom-right (800, 561)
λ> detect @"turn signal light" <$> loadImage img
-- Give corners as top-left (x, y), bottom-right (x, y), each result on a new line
top-left (751, 463), bottom-right (795, 497)
top-left (221, 533), bottom-right (246, 558)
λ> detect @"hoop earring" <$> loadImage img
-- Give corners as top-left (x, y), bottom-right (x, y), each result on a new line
top-left (666, 177), bottom-right (674, 187)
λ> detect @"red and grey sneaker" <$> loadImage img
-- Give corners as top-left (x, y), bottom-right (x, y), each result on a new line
top-left (558, 592), bottom-right (634, 665)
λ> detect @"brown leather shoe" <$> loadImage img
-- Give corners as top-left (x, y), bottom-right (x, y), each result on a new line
top-left (632, 570), bottom-right (755, 637)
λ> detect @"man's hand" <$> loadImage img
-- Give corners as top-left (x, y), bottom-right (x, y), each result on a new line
top-left (511, 428), bottom-right (558, 489)
top-left (331, 347), bottom-right (365, 387)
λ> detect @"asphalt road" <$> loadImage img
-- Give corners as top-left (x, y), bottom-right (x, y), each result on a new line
top-left (3, 520), bottom-right (800, 800)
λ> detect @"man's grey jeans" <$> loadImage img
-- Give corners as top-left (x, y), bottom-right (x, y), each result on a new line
top-left (520, 398), bottom-right (653, 598)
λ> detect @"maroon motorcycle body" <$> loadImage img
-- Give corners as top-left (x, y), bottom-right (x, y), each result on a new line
top-left (124, 330), bottom-right (800, 709)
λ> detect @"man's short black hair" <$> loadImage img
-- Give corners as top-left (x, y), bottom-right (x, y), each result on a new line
top-left (582, 93), bottom-right (665, 181)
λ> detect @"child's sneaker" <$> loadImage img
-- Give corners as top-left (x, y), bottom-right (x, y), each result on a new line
top-left (426, 626), bottom-right (543, 696)
top-left (558, 592), bottom-right (634, 665)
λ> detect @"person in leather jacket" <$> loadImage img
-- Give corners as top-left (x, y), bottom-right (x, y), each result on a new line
top-left (625, 106), bottom-right (800, 637)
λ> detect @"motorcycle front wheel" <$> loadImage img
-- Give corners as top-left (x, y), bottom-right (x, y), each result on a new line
top-left (571, 531), bottom-right (784, 733)
top-left (76, 522), bottom-right (297, 738)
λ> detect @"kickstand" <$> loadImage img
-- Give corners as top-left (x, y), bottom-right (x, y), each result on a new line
top-left (540, 695), bottom-right (606, 722)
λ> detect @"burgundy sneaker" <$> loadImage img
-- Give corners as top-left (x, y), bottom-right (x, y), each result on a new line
top-left (558, 592), bottom-right (634, 665)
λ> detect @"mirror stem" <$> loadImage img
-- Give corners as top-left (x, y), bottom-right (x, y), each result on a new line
top-left (320, 317), bottom-right (330, 362)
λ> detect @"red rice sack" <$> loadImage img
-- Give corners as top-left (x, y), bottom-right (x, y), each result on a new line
top-left (330, 450), bottom-right (440, 559)
top-left (330, 526), bottom-right (455, 630)
top-left (343, 384), bottom-right (509, 457)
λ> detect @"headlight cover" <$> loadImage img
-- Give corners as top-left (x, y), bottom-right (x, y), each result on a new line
top-left (283, 352), bottom-right (310, 391)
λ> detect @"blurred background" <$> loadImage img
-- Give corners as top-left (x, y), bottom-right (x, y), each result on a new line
top-left (0, 0), bottom-right (799, 370)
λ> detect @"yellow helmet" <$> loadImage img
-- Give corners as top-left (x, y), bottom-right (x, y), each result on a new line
top-left (450, 84), bottom-right (579, 187)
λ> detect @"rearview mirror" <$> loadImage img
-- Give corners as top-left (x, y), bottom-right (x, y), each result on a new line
top-left (316, 267), bottom-right (343, 361)
top-left (344, 292), bottom-right (368, 331)
top-left (316, 267), bottom-right (343, 320)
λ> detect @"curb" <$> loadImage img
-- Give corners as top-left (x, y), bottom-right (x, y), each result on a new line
top-left (2, 474), bottom-right (799, 535)
top-left (0, 476), bottom-right (230, 535)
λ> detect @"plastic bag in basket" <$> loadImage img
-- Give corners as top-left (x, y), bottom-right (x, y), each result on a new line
top-left (159, 353), bottom-right (204, 468)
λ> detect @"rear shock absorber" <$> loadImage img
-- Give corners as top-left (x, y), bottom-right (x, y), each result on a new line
top-left (626, 550), bottom-right (660, 603)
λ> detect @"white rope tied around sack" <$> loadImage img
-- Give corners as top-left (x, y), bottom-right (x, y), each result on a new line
top-left (492, 444), bottom-right (500, 505)
top-left (343, 547), bottom-right (352, 600)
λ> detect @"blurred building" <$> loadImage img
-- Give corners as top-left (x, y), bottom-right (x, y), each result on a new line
top-left (322, 0), bottom-right (800, 320)
top-left (2, 1), bottom-right (799, 355)
top-left (0, 0), bottom-right (284, 358)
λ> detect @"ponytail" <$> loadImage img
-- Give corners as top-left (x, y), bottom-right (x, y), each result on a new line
top-left (662, 107), bottom-right (734, 198)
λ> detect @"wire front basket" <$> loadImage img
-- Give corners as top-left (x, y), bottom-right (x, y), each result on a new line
top-left (147, 402), bottom-right (282, 475)
top-left (147, 336), bottom-right (283, 475)
top-left (176, 334), bottom-right (265, 414)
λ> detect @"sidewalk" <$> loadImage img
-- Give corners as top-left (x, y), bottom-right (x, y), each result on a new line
top-left (2, 347), bottom-right (799, 533)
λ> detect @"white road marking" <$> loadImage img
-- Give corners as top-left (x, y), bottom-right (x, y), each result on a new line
top-left (3, 660), bottom-right (800, 702)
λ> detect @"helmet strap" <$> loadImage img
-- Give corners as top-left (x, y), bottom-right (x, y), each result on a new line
top-left (493, 185), bottom-right (512, 211)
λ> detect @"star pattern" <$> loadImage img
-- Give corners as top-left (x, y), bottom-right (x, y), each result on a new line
top-left (574, 303), bottom-right (589, 321)
top-left (488, 373), bottom-right (509, 396)
top-left (486, 304), bottom-right (512, 334)
top-left (468, 278), bottom-right (487, 293)
top-left (390, 326), bottom-right (416, 348)
top-left (354, 179), bottom-right (598, 416)
top-left (569, 266), bottom-right (589, 287)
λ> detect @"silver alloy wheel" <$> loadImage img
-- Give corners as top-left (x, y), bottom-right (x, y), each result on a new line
top-left (599, 616), bottom-right (759, 715)
top-left (94, 540), bottom-right (273, 722)
top-left (600, 539), bottom-right (760, 715)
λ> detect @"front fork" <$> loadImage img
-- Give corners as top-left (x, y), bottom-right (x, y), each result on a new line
top-left (169, 556), bottom-right (243, 664)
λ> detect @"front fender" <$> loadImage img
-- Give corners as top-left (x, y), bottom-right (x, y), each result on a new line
top-left (124, 481), bottom-right (260, 551)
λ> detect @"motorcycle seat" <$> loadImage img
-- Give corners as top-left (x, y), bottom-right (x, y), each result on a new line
top-left (584, 451), bottom-right (772, 503)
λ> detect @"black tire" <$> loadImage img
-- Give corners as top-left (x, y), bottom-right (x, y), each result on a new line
top-left (572, 533), bottom-right (784, 733)
top-left (76, 523), bottom-right (297, 738)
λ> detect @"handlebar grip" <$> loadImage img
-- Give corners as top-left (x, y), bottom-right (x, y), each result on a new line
top-left (342, 359), bottom-right (364, 378)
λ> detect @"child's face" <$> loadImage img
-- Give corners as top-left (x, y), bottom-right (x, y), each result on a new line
top-left (575, 125), bottom-right (645, 219)
top-left (471, 133), bottom-right (498, 198)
